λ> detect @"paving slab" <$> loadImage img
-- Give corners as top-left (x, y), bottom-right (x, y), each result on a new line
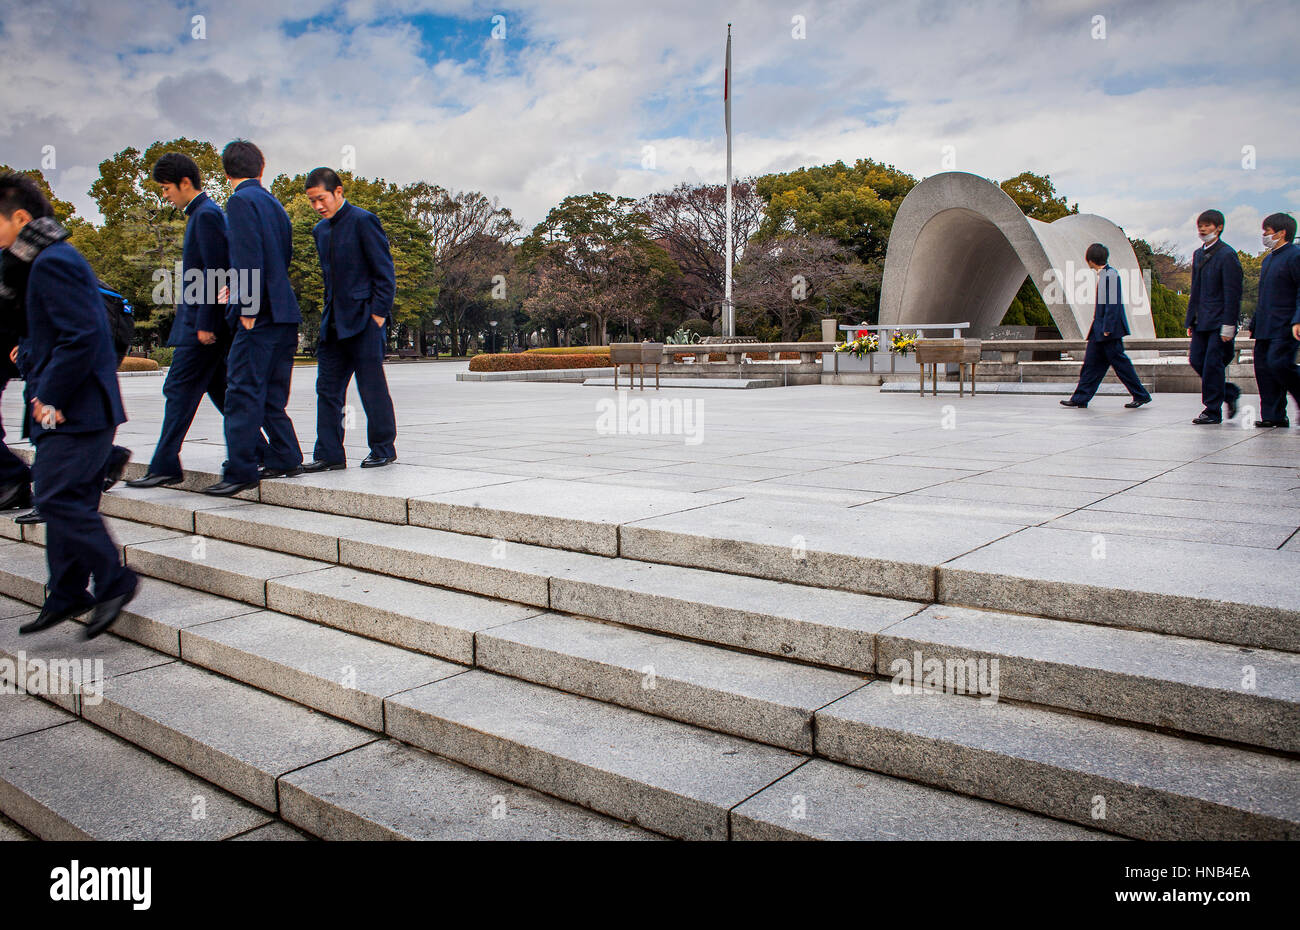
top-left (758, 462), bottom-right (981, 493)
top-left (1047, 509), bottom-right (1295, 549)
top-left (126, 535), bottom-right (331, 606)
top-left (385, 670), bottom-right (806, 840)
top-left (180, 610), bottom-right (467, 730)
top-left (280, 739), bottom-right (658, 840)
top-left (230, 821), bottom-right (313, 840)
top-left (410, 478), bottom-right (740, 557)
top-left (0, 594), bottom-right (34, 620)
top-left (816, 682), bottom-right (1300, 840)
top-left (477, 613), bottom-right (866, 751)
top-left (0, 810), bottom-right (33, 840)
top-left (621, 497), bottom-right (1022, 601)
top-left (21, 515), bottom-right (183, 557)
top-left (938, 526), bottom-right (1300, 651)
top-left (266, 566), bottom-right (538, 664)
top-left (732, 758), bottom-right (1114, 840)
top-left (89, 575), bottom-right (259, 656)
top-left (256, 464), bottom-right (522, 524)
top-left (1083, 491), bottom-right (1300, 528)
top-left (0, 719), bottom-right (270, 840)
top-left (879, 604), bottom-right (1300, 752)
top-left (83, 662), bottom-right (375, 811)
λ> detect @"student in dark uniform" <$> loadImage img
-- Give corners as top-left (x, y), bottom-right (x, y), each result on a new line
top-left (204, 140), bottom-right (303, 496)
top-left (1249, 212), bottom-right (1300, 427)
top-left (0, 245), bottom-right (32, 511)
top-left (0, 173), bottom-right (137, 639)
top-left (1061, 243), bottom-right (1152, 410)
top-left (128, 153), bottom-right (233, 487)
top-left (302, 167), bottom-right (398, 471)
top-left (1185, 210), bottom-right (1243, 424)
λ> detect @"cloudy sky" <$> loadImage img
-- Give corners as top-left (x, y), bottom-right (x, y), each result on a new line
top-left (1, 0), bottom-right (1295, 258)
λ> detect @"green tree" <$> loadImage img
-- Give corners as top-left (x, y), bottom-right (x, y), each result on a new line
top-left (0, 164), bottom-right (78, 223)
top-left (999, 171), bottom-right (1078, 221)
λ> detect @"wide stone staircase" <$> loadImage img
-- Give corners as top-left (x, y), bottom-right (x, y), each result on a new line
top-left (1, 461), bottom-right (1297, 841)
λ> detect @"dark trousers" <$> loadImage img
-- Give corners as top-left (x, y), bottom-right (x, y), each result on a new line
top-left (314, 321), bottom-right (397, 463)
top-left (1188, 330), bottom-right (1240, 418)
top-left (1069, 338), bottom-right (1152, 405)
top-left (148, 341), bottom-right (228, 477)
top-left (33, 427), bottom-right (134, 613)
top-left (1254, 334), bottom-right (1300, 423)
top-left (0, 379), bottom-right (32, 488)
top-left (223, 321), bottom-right (302, 483)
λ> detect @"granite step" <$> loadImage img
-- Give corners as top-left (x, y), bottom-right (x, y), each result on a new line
top-left (278, 739), bottom-right (659, 840)
top-left (476, 612), bottom-right (867, 752)
top-left (730, 758), bottom-right (1115, 840)
top-left (815, 681), bottom-right (1300, 840)
top-left (0, 693), bottom-right (272, 840)
top-left (384, 669), bottom-right (808, 840)
top-left (878, 604), bottom-right (1300, 753)
top-left (83, 659), bottom-right (377, 811)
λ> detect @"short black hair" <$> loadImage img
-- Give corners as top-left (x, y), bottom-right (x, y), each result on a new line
top-left (1197, 209), bottom-right (1225, 229)
top-left (1262, 212), bottom-right (1297, 243)
top-left (305, 167), bottom-right (343, 193)
top-left (152, 152), bottom-right (203, 190)
top-left (0, 172), bottom-right (53, 220)
top-left (1085, 242), bottom-right (1109, 266)
top-left (221, 139), bottom-right (265, 179)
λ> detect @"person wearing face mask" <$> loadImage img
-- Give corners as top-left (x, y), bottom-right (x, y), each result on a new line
top-left (1249, 213), bottom-right (1300, 427)
top-left (1061, 243), bottom-right (1153, 410)
top-left (1185, 210), bottom-right (1243, 424)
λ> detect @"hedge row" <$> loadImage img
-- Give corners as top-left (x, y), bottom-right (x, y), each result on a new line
top-left (525, 346), bottom-right (611, 355)
top-left (119, 357), bottom-right (160, 372)
top-left (468, 353), bottom-right (612, 372)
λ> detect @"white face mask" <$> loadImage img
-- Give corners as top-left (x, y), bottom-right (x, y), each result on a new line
top-left (1198, 231), bottom-right (1218, 244)
top-left (1263, 232), bottom-right (1278, 250)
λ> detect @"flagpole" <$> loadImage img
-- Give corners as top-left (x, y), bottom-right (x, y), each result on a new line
top-left (723, 23), bottom-right (734, 337)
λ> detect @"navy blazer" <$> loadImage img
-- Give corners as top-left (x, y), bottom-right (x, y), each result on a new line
top-left (168, 191), bottom-right (231, 346)
top-left (225, 179), bottom-right (301, 326)
top-left (1089, 265), bottom-right (1130, 342)
top-left (312, 201), bottom-right (396, 341)
top-left (22, 241), bottom-right (126, 437)
top-left (1185, 240), bottom-right (1243, 331)
top-left (1251, 241), bottom-right (1300, 340)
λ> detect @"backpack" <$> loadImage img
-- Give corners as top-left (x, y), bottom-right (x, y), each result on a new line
top-left (98, 284), bottom-right (134, 363)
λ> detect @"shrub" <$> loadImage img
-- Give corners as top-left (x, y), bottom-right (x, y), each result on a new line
top-left (120, 356), bottom-right (160, 372)
top-left (468, 353), bottom-right (611, 372)
top-left (149, 347), bottom-right (174, 368)
top-left (681, 318), bottom-right (713, 339)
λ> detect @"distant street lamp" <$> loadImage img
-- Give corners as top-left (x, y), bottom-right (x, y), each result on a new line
top-left (490, 320), bottom-right (499, 353)
top-left (580, 321), bottom-right (588, 346)
top-left (432, 318), bottom-right (442, 358)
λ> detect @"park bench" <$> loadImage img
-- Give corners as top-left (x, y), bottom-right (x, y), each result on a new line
top-left (915, 338), bottom-right (982, 396)
top-left (611, 342), bottom-right (665, 390)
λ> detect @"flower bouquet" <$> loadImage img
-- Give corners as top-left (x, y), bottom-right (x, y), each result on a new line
top-left (834, 332), bottom-right (879, 358)
top-left (890, 331), bottom-right (920, 356)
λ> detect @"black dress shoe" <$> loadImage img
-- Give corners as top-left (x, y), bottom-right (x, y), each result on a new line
top-left (1254, 419), bottom-right (1289, 428)
top-left (360, 454), bottom-right (395, 468)
top-left (102, 445), bottom-right (132, 492)
top-left (1059, 400), bottom-right (1087, 408)
top-left (202, 479), bottom-right (258, 497)
top-left (125, 472), bottom-right (184, 489)
top-left (19, 599), bottom-right (94, 634)
top-left (14, 507), bottom-right (44, 525)
top-left (83, 572), bottom-right (139, 640)
top-left (1191, 414), bottom-right (1222, 425)
top-left (1125, 398), bottom-right (1152, 408)
top-left (301, 460), bottom-right (346, 473)
top-left (258, 465), bottom-right (304, 480)
top-left (1226, 393), bottom-right (1238, 420)
top-left (0, 482), bottom-right (31, 511)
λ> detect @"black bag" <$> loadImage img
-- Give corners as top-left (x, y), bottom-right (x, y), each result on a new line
top-left (98, 283), bottom-right (134, 363)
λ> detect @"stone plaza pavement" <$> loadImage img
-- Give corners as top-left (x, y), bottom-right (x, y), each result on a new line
top-left (1, 361), bottom-right (1297, 841)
